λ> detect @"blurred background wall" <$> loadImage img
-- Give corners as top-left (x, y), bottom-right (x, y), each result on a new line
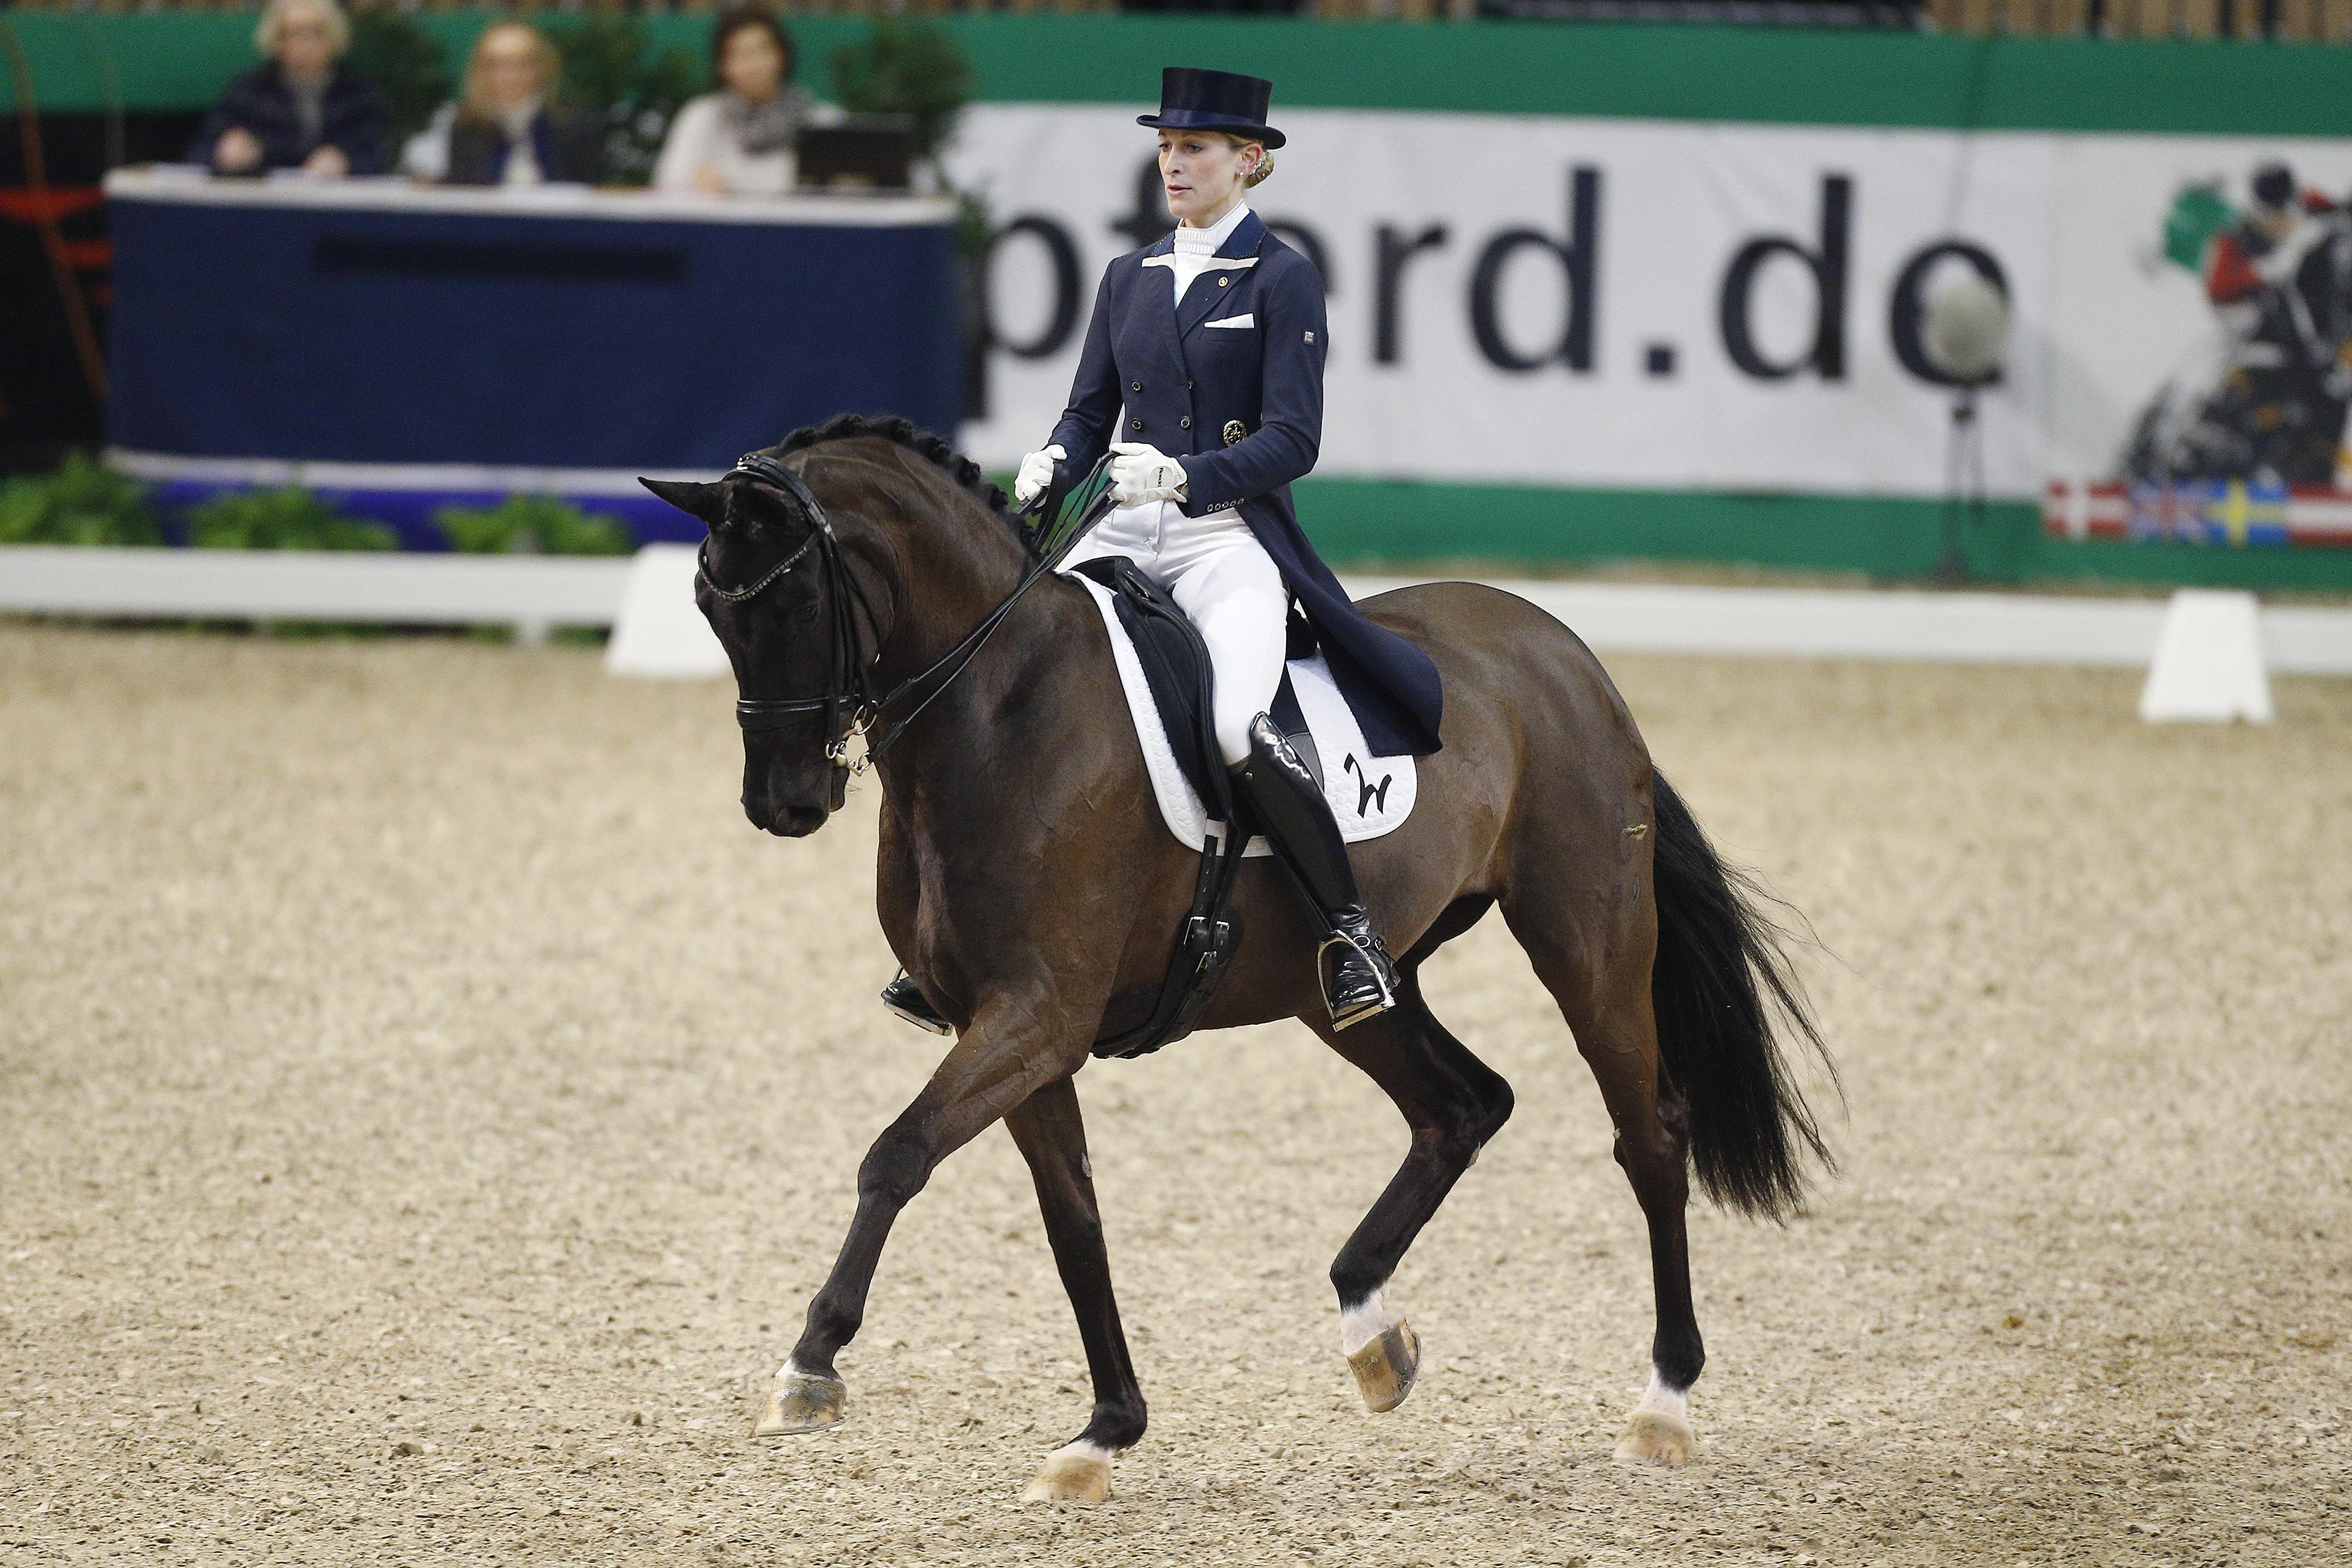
top-left (5, 7), bottom-right (2350, 588)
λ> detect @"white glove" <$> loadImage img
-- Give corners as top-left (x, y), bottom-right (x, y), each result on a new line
top-left (1109, 442), bottom-right (1188, 506)
top-left (1014, 444), bottom-right (1065, 507)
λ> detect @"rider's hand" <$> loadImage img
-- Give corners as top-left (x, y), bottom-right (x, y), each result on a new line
top-left (1109, 442), bottom-right (1188, 506)
top-left (1013, 444), bottom-right (1065, 507)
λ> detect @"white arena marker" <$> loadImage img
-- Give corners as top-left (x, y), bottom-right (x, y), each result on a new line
top-left (605, 544), bottom-right (730, 679)
top-left (2139, 589), bottom-right (2273, 724)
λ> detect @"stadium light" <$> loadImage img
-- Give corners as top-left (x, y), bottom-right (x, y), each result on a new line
top-left (1923, 270), bottom-right (2011, 585)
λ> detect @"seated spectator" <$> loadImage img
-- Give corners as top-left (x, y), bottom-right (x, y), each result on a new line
top-left (193, 0), bottom-right (384, 178)
top-left (653, 6), bottom-right (839, 198)
top-left (401, 21), bottom-right (605, 188)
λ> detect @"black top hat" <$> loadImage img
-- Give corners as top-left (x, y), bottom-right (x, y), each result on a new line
top-left (1137, 67), bottom-right (1285, 150)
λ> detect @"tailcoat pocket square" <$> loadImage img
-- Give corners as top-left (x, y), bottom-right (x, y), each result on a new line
top-left (1204, 313), bottom-right (1255, 329)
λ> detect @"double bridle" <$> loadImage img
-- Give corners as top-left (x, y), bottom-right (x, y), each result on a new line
top-left (698, 451), bottom-right (1104, 801)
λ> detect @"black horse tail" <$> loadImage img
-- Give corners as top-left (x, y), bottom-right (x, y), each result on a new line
top-left (1648, 771), bottom-right (1837, 1219)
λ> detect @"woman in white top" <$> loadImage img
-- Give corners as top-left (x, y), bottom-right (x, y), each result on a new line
top-left (654, 7), bottom-right (836, 198)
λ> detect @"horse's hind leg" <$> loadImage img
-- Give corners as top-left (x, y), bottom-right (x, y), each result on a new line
top-left (1309, 963), bottom-right (1515, 1413)
top-left (1002, 1076), bottom-right (1143, 1505)
top-left (1502, 890), bottom-right (1703, 1466)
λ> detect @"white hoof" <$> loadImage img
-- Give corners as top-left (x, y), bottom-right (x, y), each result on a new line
top-left (1614, 1409), bottom-right (1695, 1466)
top-left (1020, 1445), bottom-right (1111, 1504)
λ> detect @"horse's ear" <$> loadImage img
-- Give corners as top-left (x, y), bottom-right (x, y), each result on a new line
top-left (639, 477), bottom-right (725, 526)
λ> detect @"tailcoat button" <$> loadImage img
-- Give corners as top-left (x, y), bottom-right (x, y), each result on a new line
top-left (1219, 277), bottom-right (1229, 287)
top-left (1131, 380), bottom-right (1142, 392)
top-left (1130, 418), bottom-right (1143, 431)
top-left (1180, 416), bottom-right (1192, 429)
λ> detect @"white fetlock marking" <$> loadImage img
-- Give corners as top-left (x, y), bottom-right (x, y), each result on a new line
top-left (1635, 1369), bottom-right (1689, 1423)
top-left (1339, 1289), bottom-right (1399, 1358)
top-left (1049, 1439), bottom-right (1117, 1464)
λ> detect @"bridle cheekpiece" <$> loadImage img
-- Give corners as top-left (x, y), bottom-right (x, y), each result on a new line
top-left (698, 453), bottom-right (880, 789)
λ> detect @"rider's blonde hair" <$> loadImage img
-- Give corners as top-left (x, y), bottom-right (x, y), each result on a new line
top-left (1220, 132), bottom-right (1275, 190)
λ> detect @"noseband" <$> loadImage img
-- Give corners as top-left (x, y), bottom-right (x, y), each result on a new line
top-left (699, 449), bottom-right (1115, 807)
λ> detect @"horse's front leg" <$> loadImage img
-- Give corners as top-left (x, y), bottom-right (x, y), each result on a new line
top-left (1004, 1076), bottom-right (1142, 1504)
top-left (755, 994), bottom-right (1101, 1440)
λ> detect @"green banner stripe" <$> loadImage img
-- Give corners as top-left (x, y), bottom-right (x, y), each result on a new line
top-left (5, 13), bottom-right (2352, 137)
top-left (1294, 479), bottom-right (2352, 591)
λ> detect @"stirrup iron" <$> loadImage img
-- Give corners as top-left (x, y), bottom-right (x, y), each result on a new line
top-left (880, 970), bottom-right (951, 1035)
top-left (1319, 924), bottom-right (1397, 1031)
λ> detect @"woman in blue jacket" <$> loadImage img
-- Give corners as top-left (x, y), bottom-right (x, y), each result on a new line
top-left (193, 0), bottom-right (384, 178)
top-left (1019, 69), bottom-right (1444, 1032)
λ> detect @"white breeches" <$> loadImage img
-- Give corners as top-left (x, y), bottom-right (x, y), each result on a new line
top-left (1061, 498), bottom-right (1288, 767)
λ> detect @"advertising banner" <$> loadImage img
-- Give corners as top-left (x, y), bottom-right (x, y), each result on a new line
top-left (949, 105), bottom-right (2352, 539)
top-left (947, 106), bottom-right (2056, 499)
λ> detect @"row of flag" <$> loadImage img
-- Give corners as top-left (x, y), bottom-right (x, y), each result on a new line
top-left (2043, 479), bottom-right (2352, 548)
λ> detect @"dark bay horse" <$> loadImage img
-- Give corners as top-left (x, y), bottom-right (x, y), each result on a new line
top-left (644, 415), bottom-right (1832, 1504)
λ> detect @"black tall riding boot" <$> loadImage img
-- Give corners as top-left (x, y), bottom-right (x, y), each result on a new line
top-left (1235, 713), bottom-right (1398, 1030)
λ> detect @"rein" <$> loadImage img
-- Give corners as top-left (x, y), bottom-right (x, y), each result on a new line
top-left (698, 449), bottom-right (1115, 798)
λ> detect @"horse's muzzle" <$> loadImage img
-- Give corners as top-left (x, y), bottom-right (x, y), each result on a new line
top-left (744, 796), bottom-right (830, 838)
top-left (740, 733), bottom-right (840, 838)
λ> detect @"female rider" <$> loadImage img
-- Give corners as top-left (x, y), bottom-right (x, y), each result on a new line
top-left (886, 68), bottom-right (1444, 1034)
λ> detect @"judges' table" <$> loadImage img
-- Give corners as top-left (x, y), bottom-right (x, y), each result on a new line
top-left (104, 171), bottom-right (961, 537)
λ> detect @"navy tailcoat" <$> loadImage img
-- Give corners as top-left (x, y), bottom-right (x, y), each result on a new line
top-left (1048, 211), bottom-right (1444, 758)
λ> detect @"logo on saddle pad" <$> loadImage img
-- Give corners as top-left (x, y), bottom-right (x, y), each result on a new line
top-left (1342, 753), bottom-right (1393, 817)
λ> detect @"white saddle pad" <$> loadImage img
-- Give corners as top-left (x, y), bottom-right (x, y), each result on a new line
top-left (1068, 572), bottom-right (1417, 858)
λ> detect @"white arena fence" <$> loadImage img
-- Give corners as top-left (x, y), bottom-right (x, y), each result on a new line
top-left (0, 545), bottom-right (631, 627)
top-left (3, 544), bottom-right (2350, 679)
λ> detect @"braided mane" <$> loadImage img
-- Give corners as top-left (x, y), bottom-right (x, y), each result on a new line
top-left (763, 414), bottom-right (1009, 516)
